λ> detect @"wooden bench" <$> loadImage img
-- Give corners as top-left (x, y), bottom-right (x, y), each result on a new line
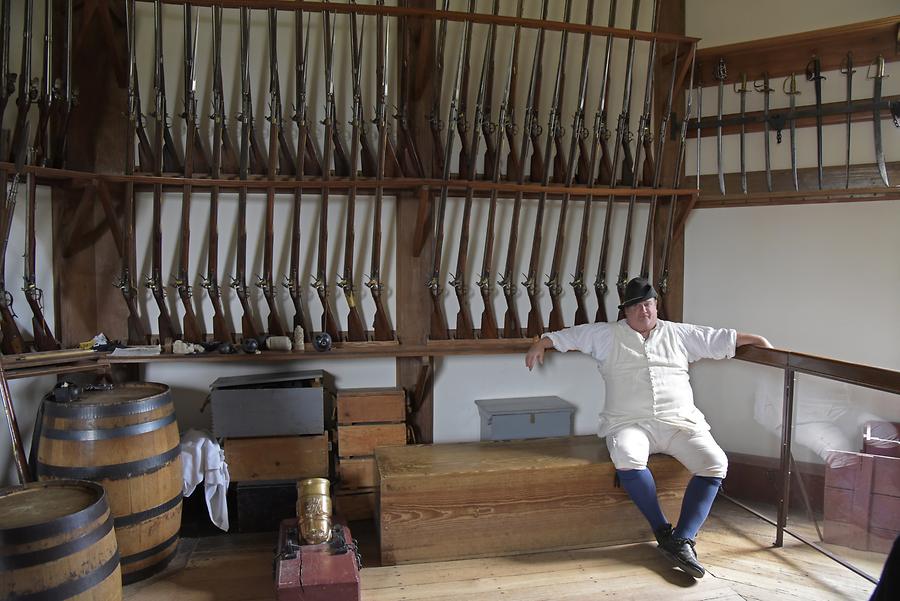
top-left (375, 436), bottom-right (692, 565)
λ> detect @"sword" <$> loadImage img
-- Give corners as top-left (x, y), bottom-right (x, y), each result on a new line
top-left (869, 55), bottom-right (889, 187)
top-left (805, 55), bottom-right (825, 190)
top-left (754, 73), bottom-right (773, 192)
top-left (713, 58), bottom-right (726, 195)
top-left (783, 73), bottom-right (800, 192)
top-left (840, 52), bottom-right (854, 189)
top-left (733, 73), bottom-right (748, 194)
top-left (695, 65), bottom-right (702, 189)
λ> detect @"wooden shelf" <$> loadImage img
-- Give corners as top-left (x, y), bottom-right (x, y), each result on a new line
top-left (1, 350), bottom-right (110, 380)
top-left (695, 15), bottom-right (900, 86)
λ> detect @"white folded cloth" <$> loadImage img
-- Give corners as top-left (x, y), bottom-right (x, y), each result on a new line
top-left (180, 429), bottom-right (230, 531)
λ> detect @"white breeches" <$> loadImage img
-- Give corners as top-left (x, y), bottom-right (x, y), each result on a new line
top-left (606, 421), bottom-right (729, 478)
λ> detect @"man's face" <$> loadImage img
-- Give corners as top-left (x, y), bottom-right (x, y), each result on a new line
top-left (624, 298), bottom-right (658, 334)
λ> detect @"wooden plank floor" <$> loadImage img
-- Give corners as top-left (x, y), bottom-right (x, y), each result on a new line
top-left (123, 502), bottom-right (881, 601)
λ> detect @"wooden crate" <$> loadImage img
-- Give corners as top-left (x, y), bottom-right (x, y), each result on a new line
top-left (376, 435), bottom-right (692, 565)
top-left (338, 457), bottom-right (377, 489)
top-left (333, 487), bottom-right (376, 522)
top-left (337, 424), bottom-right (406, 458)
top-left (337, 387), bottom-right (406, 425)
top-left (225, 434), bottom-right (329, 482)
top-left (824, 450), bottom-right (900, 553)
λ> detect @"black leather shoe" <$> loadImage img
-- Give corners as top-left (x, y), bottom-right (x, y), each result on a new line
top-left (654, 523), bottom-right (674, 546)
top-left (658, 535), bottom-right (706, 578)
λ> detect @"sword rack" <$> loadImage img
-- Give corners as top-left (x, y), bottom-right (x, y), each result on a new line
top-left (689, 15), bottom-right (900, 206)
top-left (1, 0), bottom-right (703, 362)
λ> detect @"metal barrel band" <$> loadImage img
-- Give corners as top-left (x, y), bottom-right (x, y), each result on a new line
top-left (119, 530), bottom-right (180, 566)
top-left (40, 412), bottom-right (176, 441)
top-left (8, 551), bottom-right (120, 601)
top-left (0, 481), bottom-right (108, 546)
top-left (41, 390), bottom-right (170, 419)
top-left (0, 514), bottom-right (114, 570)
top-left (113, 493), bottom-right (182, 528)
top-left (121, 547), bottom-right (178, 585)
top-left (36, 444), bottom-right (180, 481)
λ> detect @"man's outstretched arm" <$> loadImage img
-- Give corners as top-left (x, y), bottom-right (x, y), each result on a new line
top-left (525, 336), bottom-right (555, 371)
top-left (736, 332), bottom-right (773, 348)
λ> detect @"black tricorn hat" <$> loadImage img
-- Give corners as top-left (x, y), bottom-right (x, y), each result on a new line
top-left (618, 277), bottom-right (658, 310)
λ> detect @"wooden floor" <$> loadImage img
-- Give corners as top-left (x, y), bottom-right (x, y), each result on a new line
top-left (122, 501), bottom-right (881, 601)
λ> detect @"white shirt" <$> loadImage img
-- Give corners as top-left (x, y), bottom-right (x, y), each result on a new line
top-left (544, 320), bottom-right (736, 437)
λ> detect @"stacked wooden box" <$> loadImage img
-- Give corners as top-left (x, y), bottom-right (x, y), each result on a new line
top-left (334, 388), bottom-right (407, 521)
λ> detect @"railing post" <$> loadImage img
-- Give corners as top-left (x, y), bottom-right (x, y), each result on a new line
top-left (776, 367), bottom-right (796, 547)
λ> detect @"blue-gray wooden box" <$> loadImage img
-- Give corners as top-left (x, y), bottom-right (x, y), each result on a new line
top-left (211, 370), bottom-right (335, 438)
top-left (474, 396), bottom-right (576, 441)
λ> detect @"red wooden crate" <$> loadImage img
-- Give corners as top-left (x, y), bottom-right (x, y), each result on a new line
top-left (274, 519), bottom-right (361, 601)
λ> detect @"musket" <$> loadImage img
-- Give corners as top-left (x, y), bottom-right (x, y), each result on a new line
top-left (366, 4), bottom-right (394, 341)
top-left (338, 5), bottom-right (367, 342)
top-left (427, 0), bottom-right (450, 178)
top-left (571, 0), bottom-right (618, 326)
top-left (0, 0), bottom-right (15, 160)
top-left (616, 1), bottom-right (642, 187)
top-left (182, 8), bottom-right (208, 175)
top-left (870, 55), bottom-right (890, 187)
top-left (451, 10), bottom-right (495, 340)
top-left (292, 8), bottom-right (321, 177)
top-left (32, 0), bottom-right (57, 167)
top-left (502, 0), bottom-right (524, 182)
top-left (147, 0), bottom-right (181, 344)
top-left (231, 6), bottom-right (260, 342)
top-left (477, 45), bottom-right (516, 340)
top-left (455, 0), bottom-right (476, 179)
top-left (592, 0), bottom-right (617, 187)
top-left (174, 4), bottom-right (204, 343)
top-left (550, 5), bottom-right (577, 186)
top-left (499, 0), bottom-right (549, 338)
top-left (754, 73), bottom-right (773, 192)
top-left (313, 8), bottom-right (340, 341)
top-left (118, 0), bottom-right (148, 345)
top-left (783, 73), bottom-right (800, 192)
top-left (52, 0), bottom-right (76, 168)
top-left (373, 0), bottom-right (404, 178)
top-left (840, 53), bottom-right (855, 189)
top-left (713, 57), bottom-right (727, 196)
top-left (734, 73), bottom-right (748, 194)
top-left (395, 10), bottom-right (425, 179)
top-left (547, 0), bottom-right (594, 333)
top-left (8, 0), bottom-right (34, 166)
top-left (616, 0), bottom-right (659, 312)
top-left (23, 149), bottom-right (58, 350)
top-left (202, 5), bottom-right (232, 343)
top-left (594, 0), bottom-right (642, 322)
top-left (805, 55), bottom-right (825, 190)
top-left (427, 38), bottom-right (467, 341)
top-left (242, 9), bottom-right (268, 177)
top-left (0, 169), bottom-right (26, 354)
top-left (151, 1), bottom-right (183, 174)
top-left (258, 7), bottom-right (288, 338)
top-left (284, 7), bottom-right (312, 341)
top-left (479, 0), bottom-right (500, 181)
top-left (658, 47), bottom-right (697, 321)
top-left (527, 1), bottom-right (550, 183)
top-left (523, 0), bottom-right (573, 338)
top-left (132, 48), bottom-right (154, 172)
top-left (639, 41), bottom-right (680, 282)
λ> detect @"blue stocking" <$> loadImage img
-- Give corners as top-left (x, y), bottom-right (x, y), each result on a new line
top-left (673, 475), bottom-right (723, 540)
top-left (616, 468), bottom-right (668, 532)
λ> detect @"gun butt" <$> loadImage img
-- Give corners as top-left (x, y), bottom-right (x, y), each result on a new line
top-left (503, 300), bottom-right (522, 339)
top-left (455, 307), bottom-right (475, 340)
top-left (595, 293), bottom-right (608, 323)
top-left (597, 141), bottom-right (613, 185)
top-left (241, 313), bottom-right (259, 342)
top-left (430, 301), bottom-right (449, 340)
top-left (573, 297), bottom-right (589, 326)
top-left (529, 140), bottom-right (544, 182)
top-left (346, 306), bottom-right (367, 342)
top-left (525, 298), bottom-right (543, 339)
top-left (372, 303), bottom-right (394, 342)
top-left (267, 308), bottom-right (287, 338)
top-left (479, 302), bottom-right (499, 340)
top-left (212, 312), bottom-right (231, 343)
top-left (548, 299), bottom-right (564, 333)
top-left (128, 313), bottom-right (148, 346)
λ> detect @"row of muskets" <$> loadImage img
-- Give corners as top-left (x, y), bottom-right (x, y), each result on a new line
top-left (704, 53), bottom-right (898, 196)
top-left (118, 0), bottom-right (695, 347)
top-left (0, 0), bottom-right (75, 354)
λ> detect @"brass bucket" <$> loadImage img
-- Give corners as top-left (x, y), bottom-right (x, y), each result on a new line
top-left (297, 478), bottom-right (332, 544)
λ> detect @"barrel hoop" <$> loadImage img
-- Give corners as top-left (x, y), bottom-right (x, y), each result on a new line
top-left (121, 546), bottom-right (177, 584)
top-left (36, 445), bottom-right (180, 481)
top-left (42, 392), bottom-right (170, 419)
top-left (40, 413), bottom-right (176, 441)
top-left (0, 515), bottom-right (114, 570)
top-left (119, 531), bottom-right (180, 565)
top-left (9, 550), bottom-right (120, 601)
top-left (0, 483), bottom-right (108, 546)
top-left (113, 493), bottom-right (182, 528)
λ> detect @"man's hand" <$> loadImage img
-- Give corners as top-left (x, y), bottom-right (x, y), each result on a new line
top-left (736, 332), bottom-right (773, 349)
top-left (525, 336), bottom-right (554, 371)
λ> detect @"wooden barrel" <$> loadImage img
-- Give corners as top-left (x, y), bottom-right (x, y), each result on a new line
top-left (36, 383), bottom-right (182, 584)
top-left (0, 480), bottom-right (122, 600)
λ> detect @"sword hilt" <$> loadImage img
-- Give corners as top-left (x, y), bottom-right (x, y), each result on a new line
top-left (713, 58), bottom-right (727, 82)
top-left (866, 55), bottom-right (887, 80)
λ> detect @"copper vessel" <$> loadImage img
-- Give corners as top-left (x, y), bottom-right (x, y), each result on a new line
top-left (297, 478), bottom-right (332, 544)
